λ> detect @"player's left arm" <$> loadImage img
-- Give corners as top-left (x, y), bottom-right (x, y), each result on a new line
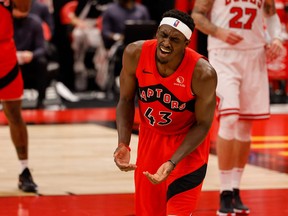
top-left (192, 0), bottom-right (243, 45)
top-left (264, 0), bottom-right (285, 62)
top-left (170, 58), bottom-right (217, 165)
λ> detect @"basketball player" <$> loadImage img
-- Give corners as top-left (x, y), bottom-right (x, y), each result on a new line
top-left (0, 0), bottom-right (38, 192)
top-left (192, 0), bottom-right (284, 215)
top-left (113, 9), bottom-right (217, 215)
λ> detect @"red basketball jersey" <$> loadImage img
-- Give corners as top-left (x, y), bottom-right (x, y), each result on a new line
top-left (0, 3), bottom-right (13, 41)
top-left (0, 3), bottom-right (17, 73)
top-left (136, 39), bottom-right (203, 135)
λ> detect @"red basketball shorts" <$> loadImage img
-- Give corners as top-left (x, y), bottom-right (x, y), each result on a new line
top-left (0, 39), bottom-right (23, 100)
top-left (134, 125), bottom-right (210, 215)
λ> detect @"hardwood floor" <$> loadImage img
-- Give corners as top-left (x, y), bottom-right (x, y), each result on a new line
top-left (0, 104), bottom-right (287, 215)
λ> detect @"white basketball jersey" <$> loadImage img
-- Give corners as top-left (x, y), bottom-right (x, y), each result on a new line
top-left (208, 0), bottom-right (267, 50)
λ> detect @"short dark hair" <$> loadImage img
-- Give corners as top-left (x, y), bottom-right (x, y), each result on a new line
top-left (162, 9), bottom-right (195, 33)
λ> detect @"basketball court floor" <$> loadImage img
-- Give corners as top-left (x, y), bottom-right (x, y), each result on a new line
top-left (0, 98), bottom-right (287, 216)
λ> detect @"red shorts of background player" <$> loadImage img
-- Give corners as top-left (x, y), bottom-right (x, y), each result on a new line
top-left (0, 39), bottom-right (23, 100)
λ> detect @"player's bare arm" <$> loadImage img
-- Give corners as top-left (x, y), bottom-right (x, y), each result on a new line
top-left (191, 0), bottom-right (216, 36)
top-left (169, 58), bottom-right (217, 165)
top-left (114, 41), bottom-right (143, 171)
top-left (264, 0), bottom-right (277, 16)
top-left (192, 0), bottom-right (243, 44)
top-left (264, 0), bottom-right (285, 61)
top-left (116, 41), bottom-right (142, 145)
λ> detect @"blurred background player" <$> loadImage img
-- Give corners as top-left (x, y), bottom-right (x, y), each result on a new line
top-left (0, 0), bottom-right (38, 192)
top-left (192, 0), bottom-right (284, 215)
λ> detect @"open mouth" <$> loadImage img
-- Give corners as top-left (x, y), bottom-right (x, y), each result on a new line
top-left (160, 46), bottom-right (172, 54)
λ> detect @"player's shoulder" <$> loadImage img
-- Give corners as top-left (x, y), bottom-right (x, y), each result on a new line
top-left (194, 57), bottom-right (217, 81)
top-left (124, 40), bottom-right (145, 59)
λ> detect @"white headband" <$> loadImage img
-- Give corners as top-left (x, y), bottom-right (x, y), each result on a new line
top-left (159, 17), bottom-right (192, 40)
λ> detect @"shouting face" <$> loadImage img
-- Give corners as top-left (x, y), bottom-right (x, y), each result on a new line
top-left (156, 24), bottom-right (189, 65)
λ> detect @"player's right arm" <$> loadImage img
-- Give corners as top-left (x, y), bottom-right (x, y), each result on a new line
top-left (114, 41), bottom-right (143, 171)
top-left (192, 0), bottom-right (243, 44)
top-left (116, 41), bottom-right (142, 147)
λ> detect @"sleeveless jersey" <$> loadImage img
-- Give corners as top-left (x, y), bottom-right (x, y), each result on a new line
top-left (208, 0), bottom-right (266, 50)
top-left (136, 40), bottom-right (203, 135)
top-left (0, 3), bottom-right (17, 78)
top-left (0, 3), bottom-right (13, 41)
